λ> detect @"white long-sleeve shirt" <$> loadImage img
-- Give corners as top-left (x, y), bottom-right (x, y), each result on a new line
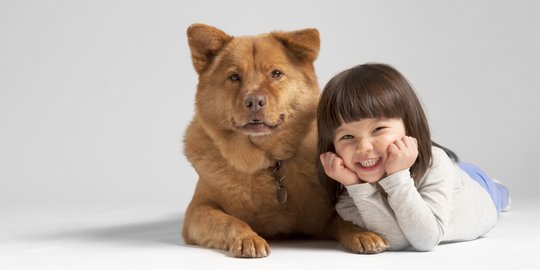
top-left (336, 147), bottom-right (498, 251)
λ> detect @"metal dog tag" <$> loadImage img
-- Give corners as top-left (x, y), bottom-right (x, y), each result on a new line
top-left (272, 161), bottom-right (287, 204)
top-left (277, 188), bottom-right (288, 204)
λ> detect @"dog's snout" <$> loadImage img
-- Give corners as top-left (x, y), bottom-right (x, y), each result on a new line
top-left (244, 95), bottom-right (266, 111)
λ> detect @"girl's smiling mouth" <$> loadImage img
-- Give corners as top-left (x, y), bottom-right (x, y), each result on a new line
top-left (357, 157), bottom-right (381, 169)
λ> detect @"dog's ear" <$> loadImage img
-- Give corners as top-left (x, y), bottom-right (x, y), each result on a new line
top-left (272, 28), bottom-right (320, 63)
top-left (187, 24), bottom-right (233, 75)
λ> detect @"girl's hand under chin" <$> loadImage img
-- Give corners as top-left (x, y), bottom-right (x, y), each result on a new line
top-left (320, 152), bottom-right (362, 186)
top-left (385, 136), bottom-right (419, 176)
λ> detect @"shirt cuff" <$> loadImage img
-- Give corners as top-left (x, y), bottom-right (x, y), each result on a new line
top-left (345, 182), bottom-right (379, 198)
top-left (378, 169), bottom-right (414, 190)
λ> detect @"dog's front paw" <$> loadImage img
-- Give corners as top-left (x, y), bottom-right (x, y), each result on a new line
top-left (230, 235), bottom-right (271, 258)
top-left (343, 231), bottom-right (389, 254)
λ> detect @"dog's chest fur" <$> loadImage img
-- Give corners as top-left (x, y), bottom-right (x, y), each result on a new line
top-left (185, 118), bottom-right (329, 236)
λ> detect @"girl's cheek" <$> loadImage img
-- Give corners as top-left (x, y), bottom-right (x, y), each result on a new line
top-left (375, 136), bottom-right (395, 150)
top-left (334, 144), bottom-right (348, 159)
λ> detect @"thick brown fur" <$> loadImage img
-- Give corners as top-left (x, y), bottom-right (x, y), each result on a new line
top-left (182, 23), bottom-right (389, 258)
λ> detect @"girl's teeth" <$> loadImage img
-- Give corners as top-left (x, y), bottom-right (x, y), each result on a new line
top-left (360, 158), bottom-right (379, 168)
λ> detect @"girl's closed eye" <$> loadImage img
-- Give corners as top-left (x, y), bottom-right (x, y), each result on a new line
top-left (373, 126), bottom-right (387, 133)
top-left (339, 134), bottom-right (354, 140)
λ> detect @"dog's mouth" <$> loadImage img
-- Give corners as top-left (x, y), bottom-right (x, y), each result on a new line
top-left (237, 114), bottom-right (285, 136)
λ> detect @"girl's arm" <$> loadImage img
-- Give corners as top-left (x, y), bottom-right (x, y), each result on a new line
top-left (340, 148), bottom-right (454, 251)
top-left (336, 184), bottom-right (411, 250)
top-left (379, 168), bottom-right (452, 251)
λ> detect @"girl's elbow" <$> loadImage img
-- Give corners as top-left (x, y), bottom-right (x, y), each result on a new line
top-left (411, 228), bottom-right (444, 251)
top-left (414, 244), bottom-right (436, 252)
top-left (411, 239), bottom-right (439, 252)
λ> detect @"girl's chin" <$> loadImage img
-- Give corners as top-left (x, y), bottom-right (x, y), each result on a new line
top-left (355, 171), bottom-right (385, 183)
top-left (354, 164), bottom-right (385, 182)
top-left (360, 177), bottom-right (384, 183)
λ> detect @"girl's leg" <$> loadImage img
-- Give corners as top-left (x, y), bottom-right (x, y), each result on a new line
top-left (458, 162), bottom-right (509, 214)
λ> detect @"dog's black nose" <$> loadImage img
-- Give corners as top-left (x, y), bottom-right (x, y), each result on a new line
top-left (244, 95), bottom-right (266, 111)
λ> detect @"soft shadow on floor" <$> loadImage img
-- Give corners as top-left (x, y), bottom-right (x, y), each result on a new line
top-left (269, 238), bottom-right (343, 251)
top-left (30, 213), bottom-right (186, 247)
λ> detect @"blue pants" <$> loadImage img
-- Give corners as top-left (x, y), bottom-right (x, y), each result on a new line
top-left (458, 162), bottom-right (509, 215)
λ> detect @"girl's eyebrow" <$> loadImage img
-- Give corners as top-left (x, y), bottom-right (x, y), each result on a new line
top-left (334, 127), bottom-right (350, 138)
top-left (375, 118), bottom-right (393, 124)
top-left (334, 124), bottom-right (349, 134)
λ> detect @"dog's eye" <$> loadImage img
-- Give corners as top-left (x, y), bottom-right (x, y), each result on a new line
top-left (271, 70), bottom-right (283, 79)
top-left (229, 73), bottom-right (241, 82)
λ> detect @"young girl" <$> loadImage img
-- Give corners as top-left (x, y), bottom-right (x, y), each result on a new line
top-left (317, 63), bottom-right (510, 251)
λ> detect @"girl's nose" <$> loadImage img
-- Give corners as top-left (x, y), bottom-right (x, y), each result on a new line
top-left (356, 139), bottom-right (373, 153)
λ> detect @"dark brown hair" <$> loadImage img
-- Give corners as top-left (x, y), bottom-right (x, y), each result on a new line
top-left (317, 63), bottom-right (457, 202)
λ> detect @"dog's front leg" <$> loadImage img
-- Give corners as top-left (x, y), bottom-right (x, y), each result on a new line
top-left (183, 202), bottom-right (271, 258)
top-left (324, 212), bottom-right (389, 254)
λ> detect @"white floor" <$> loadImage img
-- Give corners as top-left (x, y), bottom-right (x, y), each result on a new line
top-left (2, 199), bottom-right (539, 270)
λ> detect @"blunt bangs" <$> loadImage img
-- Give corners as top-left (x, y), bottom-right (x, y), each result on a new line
top-left (319, 65), bottom-right (404, 133)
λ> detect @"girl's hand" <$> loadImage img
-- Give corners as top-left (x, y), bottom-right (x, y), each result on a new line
top-left (320, 152), bottom-right (362, 186)
top-left (385, 136), bottom-right (419, 176)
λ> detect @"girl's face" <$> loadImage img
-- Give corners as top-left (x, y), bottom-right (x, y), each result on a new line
top-left (333, 118), bottom-right (406, 183)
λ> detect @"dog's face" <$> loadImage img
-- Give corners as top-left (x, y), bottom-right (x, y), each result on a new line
top-left (188, 24), bottom-right (320, 137)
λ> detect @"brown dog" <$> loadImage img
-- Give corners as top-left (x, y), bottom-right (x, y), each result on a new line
top-left (182, 23), bottom-right (388, 258)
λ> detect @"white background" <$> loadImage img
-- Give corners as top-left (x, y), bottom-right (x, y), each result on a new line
top-left (1, 1), bottom-right (539, 269)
